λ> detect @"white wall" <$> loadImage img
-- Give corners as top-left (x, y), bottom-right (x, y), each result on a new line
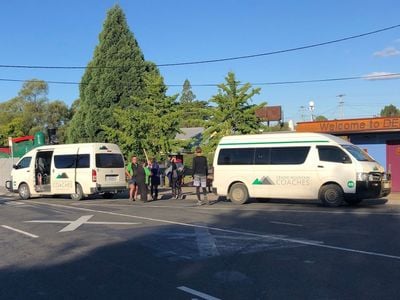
top-left (0, 158), bottom-right (18, 186)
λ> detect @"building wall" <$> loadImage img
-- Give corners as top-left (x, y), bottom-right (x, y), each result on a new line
top-left (0, 158), bottom-right (18, 186)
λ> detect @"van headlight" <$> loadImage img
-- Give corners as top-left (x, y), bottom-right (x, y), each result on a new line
top-left (356, 172), bottom-right (369, 182)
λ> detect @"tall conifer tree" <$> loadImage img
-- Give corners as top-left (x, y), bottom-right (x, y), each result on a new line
top-left (68, 5), bottom-right (148, 142)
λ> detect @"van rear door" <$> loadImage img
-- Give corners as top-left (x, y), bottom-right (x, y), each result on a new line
top-left (51, 147), bottom-right (78, 194)
top-left (94, 150), bottom-right (125, 190)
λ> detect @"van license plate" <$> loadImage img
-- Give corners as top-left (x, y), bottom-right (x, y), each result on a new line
top-left (106, 175), bottom-right (117, 182)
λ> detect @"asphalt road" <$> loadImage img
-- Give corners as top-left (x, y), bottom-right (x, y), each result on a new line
top-left (1, 189), bottom-right (400, 299)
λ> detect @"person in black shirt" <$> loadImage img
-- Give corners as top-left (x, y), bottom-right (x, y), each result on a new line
top-left (192, 146), bottom-right (208, 205)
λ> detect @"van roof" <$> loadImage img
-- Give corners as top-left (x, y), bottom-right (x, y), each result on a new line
top-left (24, 143), bottom-right (121, 153)
top-left (218, 132), bottom-right (351, 146)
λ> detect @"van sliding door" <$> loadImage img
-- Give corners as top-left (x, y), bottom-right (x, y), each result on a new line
top-left (51, 148), bottom-right (78, 194)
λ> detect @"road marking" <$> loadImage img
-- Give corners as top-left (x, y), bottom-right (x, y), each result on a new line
top-left (1, 225), bottom-right (39, 238)
top-left (71, 202), bottom-right (400, 217)
top-left (28, 201), bottom-right (400, 261)
top-left (177, 286), bottom-right (221, 300)
top-left (270, 221), bottom-right (303, 227)
top-left (195, 224), bottom-right (220, 258)
top-left (26, 215), bottom-right (141, 232)
top-left (59, 215), bottom-right (94, 232)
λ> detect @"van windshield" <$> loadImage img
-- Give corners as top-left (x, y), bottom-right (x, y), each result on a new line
top-left (95, 153), bottom-right (124, 168)
top-left (341, 145), bottom-right (375, 162)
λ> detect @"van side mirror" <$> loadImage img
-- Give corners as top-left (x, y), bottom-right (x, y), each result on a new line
top-left (13, 164), bottom-right (18, 169)
top-left (342, 157), bottom-right (352, 164)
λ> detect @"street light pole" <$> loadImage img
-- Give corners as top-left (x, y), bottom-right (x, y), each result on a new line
top-left (309, 100), bottom-right (315, 121)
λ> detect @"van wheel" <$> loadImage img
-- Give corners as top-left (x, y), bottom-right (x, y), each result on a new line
top-left (319, 184), bottom-right (343, 207)
top-left (18, 183), bottom-right (31, 200)
top-left (229, 183), bottom-right (249, 205)
top-left (70, 183), bottom-right (84, 201)
top-left (102, 192), bottom-right (114, 199)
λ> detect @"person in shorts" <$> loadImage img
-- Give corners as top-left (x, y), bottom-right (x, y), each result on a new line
top-left (192, 146), bottom-right (208, 205)
top-left (125, 155), bottom-right (139, 201)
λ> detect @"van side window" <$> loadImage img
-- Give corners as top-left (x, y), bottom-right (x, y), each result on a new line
top-left (318, 146), bottom-right (351, 163)
top-left (54, 155), bottom-right (76, 168)
top-left (16, 157), bottom-right (32, 169)
top-left (271, 147), bottom-right (310, 165)
top-left (255, 148), bottom-right (271, 164)
top-left (217, 148), bottom-right (254, 165)
top-left (76, 154), bottom-right (90, 168)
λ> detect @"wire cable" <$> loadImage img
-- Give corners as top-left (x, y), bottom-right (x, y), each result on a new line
top-left (0, 24), bottom-right (399, 69)
top-left (0, 72), bottom-right (399, 87)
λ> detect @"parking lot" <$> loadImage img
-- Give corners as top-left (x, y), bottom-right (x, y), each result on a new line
top-left (1, 187), bottom-right (400, 299)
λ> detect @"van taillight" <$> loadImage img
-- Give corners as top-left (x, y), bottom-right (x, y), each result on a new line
top-left (92, 169), bottom-right (97, 182)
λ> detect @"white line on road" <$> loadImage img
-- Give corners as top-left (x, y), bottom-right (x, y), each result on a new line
top-left (270, 221), bottom-right (303, 227)
top-left (28, 201), bottom-right (400, 261)
top-left (72, 202), bottom-right (400, 217)
top-left (59, 215), bottom-right (93, 232)
top-left (1, 225), bottom-right (39, 238)
top-left (177, 286), bottom-right (221, 300)
top-left (26, 215), bottom-right (141, 232)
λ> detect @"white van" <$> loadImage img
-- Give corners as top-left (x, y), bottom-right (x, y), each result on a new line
top-left (5, 143), bottom-right (126, 200)
top-left (212, 132), bottom-right (391, 206)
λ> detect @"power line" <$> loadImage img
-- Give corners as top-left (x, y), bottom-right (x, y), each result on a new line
top-left (0, 24), bottom-right (399, 70)
top-left (1, 72), bottom-right (399, 87)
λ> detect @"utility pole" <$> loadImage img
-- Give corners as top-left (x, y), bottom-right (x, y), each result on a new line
top-left (337, 94), bottom-right (345, 119)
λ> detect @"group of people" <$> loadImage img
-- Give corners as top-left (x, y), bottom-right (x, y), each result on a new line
top-left (125, 146), bottom-right (210, 205)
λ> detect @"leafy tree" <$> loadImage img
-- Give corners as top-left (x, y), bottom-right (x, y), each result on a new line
top-left (67, 5), bottom-right (150, 142)
top-left (103, 70), bottom-right (180, 160)
top-left (315, 115), bottom-right (328, 121)
top-left (0, 80), bottom-right (70, 144)
top-left (202, 72), bottom-right (265, 152)
top-left (380, 104), bottom-right (400, 117)
top-left (19, 79), bottom-right (48, 133)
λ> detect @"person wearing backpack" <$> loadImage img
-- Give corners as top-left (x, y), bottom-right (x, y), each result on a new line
top-left (170, 156), bottom-right (184, 199)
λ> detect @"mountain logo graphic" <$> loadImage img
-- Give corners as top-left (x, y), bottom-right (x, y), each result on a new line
top-left (253, 176), bottom-right (274, 185)
top-left (56, 172), bottom-right (69, 179)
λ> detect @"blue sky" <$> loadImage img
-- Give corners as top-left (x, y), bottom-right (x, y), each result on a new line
top-left (0, 0), bottom-right (399, 123)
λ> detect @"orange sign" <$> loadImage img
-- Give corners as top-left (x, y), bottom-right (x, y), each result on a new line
top-left (296, 117), bottom-right (400, 134)
top-left (255, 106), bottom-right (282, 121)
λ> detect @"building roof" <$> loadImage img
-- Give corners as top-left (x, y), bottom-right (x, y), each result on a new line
top-left (176, 127), bottom-right (204, 140)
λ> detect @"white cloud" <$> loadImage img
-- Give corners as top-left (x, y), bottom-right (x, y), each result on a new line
top-left (363, 72), bottom-right (400, 80)
top-left (373, 47), bottom-right (400, 57)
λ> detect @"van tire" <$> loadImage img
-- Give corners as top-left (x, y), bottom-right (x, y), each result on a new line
top-left (319, 184), bottom-right (343, 207)
top-left (70, 183), bottom-right (84, 201)
top-left (18, 183), bottom-right (31, 200)
top-left (229, 183), bottom-right (249, 205)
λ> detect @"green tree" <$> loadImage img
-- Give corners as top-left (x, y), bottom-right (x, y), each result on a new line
top-left (0, 80), bottom-right (71, 144)
top-left (176, 79), bottom-right (210, 127)
top-left (179, 79), bottom-right (196, 104)
top-left (203, 72), bottom-right (265, 151)
top-left (103, 71), bottom-right (180, 160)
top-left (19, 79), bottom-right (49, 134)
top-left (380, 104), bottom-right (400, 117)
top-left (67, 5), bottom-right (150, 142)
top-left (315, 115), bottom-right (328, 121)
